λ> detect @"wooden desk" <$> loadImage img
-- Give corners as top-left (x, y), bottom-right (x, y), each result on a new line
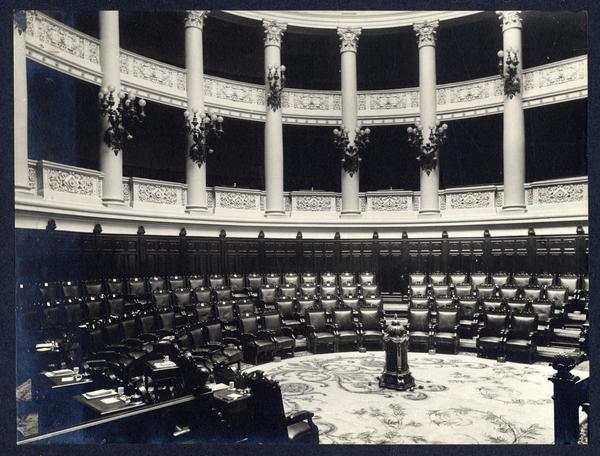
top-left (73, 391), bottom-right (146, 416)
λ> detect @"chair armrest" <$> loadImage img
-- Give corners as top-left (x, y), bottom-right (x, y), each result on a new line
top-left (281, 327), bottom-right (295, 338)
top-left (138, 333), bottom-right (158, 342)
top-left (528, 331), bottom-right (538, 340)
top-left (240, 333), bottom-right (256, 344)
top-left (286, 410), bottom-right (314, 425)
top-left (257, 330), bottom-right (276, 341)
top-left (325, 323), bottom-right (337, 332)
top-left (191, 347), bottom-right (212, 356)
top-left (304, 325), bottom-right (316, 337)
top-left (223, 337), bottom-right (241, 347)
top-left (206, 342), bottom-right (225, 352)
top-left (122, 338), bottom-right (145, 348)
top-left (155, 329), bottom-right (174, 338)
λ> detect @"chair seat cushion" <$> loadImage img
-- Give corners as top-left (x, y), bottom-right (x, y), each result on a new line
top-left (409, 331), bottom-right (429, 338)
top-left (254, 339), bottom-right (275, 349)
top-left (313, 332), bottom-right (335, 340)
top-left (338, 330), bottom-right (358, 339)
top-left (478, 336), bottom-right (502, 344)
top-left (363, 330), bottom-right (383, 338)
top-left (459, 319), bottom-right (475, 326)
top-left (223, 347), bottom-right (243, 362)
top-left (283, 319), bottom-right (300, 326)
top-left (505, 338), bottom-right (531, 348)
top-left (274, 336), bottom-right (295, 347)
top-left (128, 350), bottom-right (146, 360)
top-left (434, 332), bottom-right (456, 340)
top-left (287, 421), bottom-right (312, 441)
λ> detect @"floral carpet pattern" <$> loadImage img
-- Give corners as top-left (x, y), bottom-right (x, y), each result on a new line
top-left (246, 352), bottom-right (557, 444)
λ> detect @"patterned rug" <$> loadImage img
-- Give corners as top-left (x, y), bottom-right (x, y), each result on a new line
top-left (245, 352), bottom-right (557, 444)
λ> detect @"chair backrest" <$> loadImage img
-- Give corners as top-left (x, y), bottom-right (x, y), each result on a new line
top-left (240, 315), bottom-right (259, 335)
top-left (434, 297), bottom-right (454, 309)
top-left (360, 283), bottom-right (379, 296)
top-left (278, 284), bottom-right (297, 299)
top-left (173, 288), bottom-right (193, 307)
top-left (41, 302), bottom-right (61, 328)
top-left (275, 298), bottom-right (295, 319)
top-left (301, 272), bottom-right (317, 285)
top-left (121, 318), bottom-right (140, 339)
top-left (86, 327), bottom-right (107, 353)
top-left (318, 298), bottom-right (338, 314)
top-left (159, 311), bottom-right (175, 331)
top-left (208, 274), bottom-right (225, 288)
top-left (500, 286), bottom-right (519, 300)
top-left (509, 313), bottom-right (537, 338)
top-left (359, 272), bottom-right (375, 284)
top-left (342, 297), bottom-right (360, 309)
top-left (188, 326), bottom-right (206, 348)
top-left (341, 283), bottom-right (358, 297)
top-left (229, 274), bottom-right (246, 292)
top-left (449, 273), bottom-right (467, 285)
top-left (85, 296), bottom-right (105, 320)
top-left (536, 273), bottom-right (555, 287)
top-left (470, 273), bottom-right (488, 288)
top-left (297, 298), bottom-right (317, 316)
top-left (204, 322), bottom-right (223, 343)
top-left (195, 302), bottom-right (215, 322)
top-left (409, 272), bottom-right (427, 284)
top-left (546, 287), bottom-right (568, 309)
top-left (558, 275), bottom-right (579, 293)
top-left (431, 284), bottom-right (450, 297)
top-left (320, 272), bottom-right (337, 285)
top-left (339, 272), bottom-right (355, 285)
top-left (105, 278), bottom-right (124, 295)
top-left (319, 283), bottom-right (338, 297)
top-left (283, 273), bottom-right (300, 288)
top-left (300, 283), bottom-right (318, 298)
top-left (193, 287), bottom-right (213, 303)
top-left (265, 273), bottom-right (281, 287)
top-left (169, 276), bottom-right (186, 290)
top-left (410, 296), bottom-right (430, 308)
top-left (481, 298), bottom-right (504, 312)
top-left (214, 286), bottom-right (232, 302)
top-left (106, 294), bottom-right (124, 317)
top-left (84, 281), bottom-right (104, 297)
top-left (148, 276), bottom-right (167, 292)
top-left (430, 272), bottom-right (447, 284)
top-left (216, 303), bottom-right (235, 323)
top-left (506, 299), bottom-right (528, 313)
top-left (333, 309), bottom-right (354, 331)
top-left (63, 298), bottom-right (84, 325)
top-left (458, 298), bottom-right (479, 319)
top-left (410, 283), bottom-right (428, 297)
top-left (128, 278), bottom-right (147, 296)
top-left (104, 321), bottom-right (124, 344)
top-left (247, 273), bottom-right (263, 291)
top-left (522, 286), bottom-right (541, 301)
top-left (259, 285), bottom-right (277, 304)
top-left (152, 289), bottom-right (172, 310)
top-left (408, 307), bottom-right (430, 332)
top-left (39, 282), bottom-right (62, 301)
top-left (62, 281), bottom-right (83, 299)
top-left (235, 300), bottom-right (256, 317)
top-left (477, 284), bottom-right (496, 298)
top-left (512, 273), bottom-right (531, 288)
top-left (363, 296), bottom-right (383, 308)
top-left (583, 276), bottom-right (589, 292)
top-left (484, 312), bottom-right (508, 336)
top-left (453, 283), bottom-right (473, 298)
top-left (242, 372), bottom-right (288, 440)
top-left (358, 308), bottom-right (382, 331)
top-left (532, 301), bottom-right (554, 323)
top-left (491, 273), bottom-right (509, 287)
top-left (188, 275), bottom-right (205, 290)
top-left (262, 312), bottom-right (283, 333)
top-left (139, 313), bottom-right (157, 333)
top-left (437, 309), bottom-right (458, 333)
top-left (306, 310), bottom-right (327, 332)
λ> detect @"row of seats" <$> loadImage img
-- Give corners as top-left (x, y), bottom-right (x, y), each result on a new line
top-left (32, 271), bottom-right (378, 302)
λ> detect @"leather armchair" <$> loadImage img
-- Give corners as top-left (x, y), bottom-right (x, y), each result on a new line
top-left (359, 272), bottom-right (375, 285)
top-left (491, 273), bottom-right (509, 288)
top-left (476, 311), bottom-right (509, 359)
top-left (168, 275), bottom-right (186, 291)
top-left (505, 312), bottom-right (538, 363)
top-left (238, 315), bottom-right (276, 364)
top-left (192, 301), bottom-right (215, 323)
top-left (331, 309), bottom-right (360, 351)
top-left (214, 285), bottom-right (232, 302)
top-left (409, 272), bottom-right (427, 285)
top-left (506, 298), bottom-right (530, 313)
top-left (275, 297), bottom-right (301, 329)
top-left (470, 272), bottom-right (488, 289)
top-left (193, 286), bottom-right (213, 304)
top-left (453, 283), bottom-right (474, 298)
top-left (457, 298), bottom-right (480, 338)
top-left (531, 301), bottom-right (558, 345)
top-left (301, 272), bottom-right (317, 285)
top-left (357, 307), bottom-right (385, 349)
top-left (320, 272), bottom-right (337, 285)
top-left (259, 284), bottom-right (277, 310)
top-left (148, 276), bottom-right (167, 293)
top-left (512, 273), bottom-right (532, 288)
top-left (187, 274), bottom-right (206, 290)
top-left (62, 281), bottom-right (83, 299)
top-left (151, 289), bottom-right (173, 312)
top-left (432, 308), bottom-right (459, 354)
top-left (410, 283), bottom-right (428, 297)
top-left (215, 302), bottom-right (238, 337)
top-left (208, 274), bottom-right (225, 289)
top-left (339, 272), bottom-right (356, 285)
top-left (278, 284), bottom-right (297, 299)
top-left (431, 284), bottom-right (450, 298)
top-left (246, 273), bottom-right (264, 298)
top-left (300, 283), bottom-right (318, 299)
top-left (284, 273), bottom-right (300, 288)
top-left (449, 273), bottom-right (467, 285)
top-left (319, 283), bottom-right (338, 298)
top-left (105, 278), bottom-right (125, 296)
top-left (500, 285), bottom-right (519, 300)
top-left (480, 297), bottom-right (505, 313)
top-left (261, 312), bottom-right (296, 358)
top-left (430, 272), bottom-right (447, 285)
top-left (304, 310), bottom-right (336, 353)
top-left (234, 299), bottom-right (257, 318)
top-left (265, 273), bottom-right (282, 287)
top-left (407, 307), bottom-right (432, 351)
top-left (535, 273), bottom-right (555, 288)
top-left (295, 298), bottom-right (317, 324)
top-left (523, 286), bottom-right (542, 302)
top-left (477, 284), bottom-right (496, 299)
top-left (203, 322), bottom-right (243, 369)
top-left (84, 280), bottom-right (104, 298)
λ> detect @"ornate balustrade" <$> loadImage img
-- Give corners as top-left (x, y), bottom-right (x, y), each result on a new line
top-left (24, 11), bottom-right (588, 126)
top-left (20, 159), bottom-right (587, 237)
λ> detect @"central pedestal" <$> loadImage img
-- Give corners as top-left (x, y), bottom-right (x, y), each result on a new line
top-left (379, 319), bottom-right (415, 391)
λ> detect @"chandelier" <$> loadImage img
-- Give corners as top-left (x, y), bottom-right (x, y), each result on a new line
top-left (266, 64), bottom-right (286, 111)
top-left (333, 125), bottom-right (371, 177)
top-left (407, 121), bottom-right (448, 175)
top-left (184, 108), bottom-right (224, 168)
top-left (497, 49), bottom-right (520, 98)
top-left (98, 86), bottom-right (146, 155)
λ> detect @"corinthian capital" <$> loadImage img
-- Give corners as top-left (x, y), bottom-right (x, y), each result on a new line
top-left (413, 20), bottom-right (439, 48)
top-left (185, 11), bottom-right (209, 29)
top-left (497, 11), bottom-right (523, 31)
top-left (263, 20), bottom-right (287, 47)
top-left (337, 27), bottom-right (361, 52)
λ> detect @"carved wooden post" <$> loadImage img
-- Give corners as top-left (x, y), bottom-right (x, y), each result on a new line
top-left (136, 226), bottom-right (146, 277)
top-left (179, 228), bottom-right (188, 276)
top-left (334, 232), bottom-right (341, 271)
top-left (372, 232), bottom-right (380, 287)
top-left (482, 229), bottom-right (492, 274)
top-left (441, 230), bottom-right (449, 274)
top-left (93, 224), bottom-right (103, 279)
top-left (575, 225), bottom-right (586, 276)
top-left (258, 231), bottom-right (266, 275)
top-left (527, 226), bottom-right (537, 274)
top-left (218, 229), bottom-right (227, 276)
top-left (401, 232), bottom-right (409, 293)
top-left (295, 232), bottom-right (303, 273)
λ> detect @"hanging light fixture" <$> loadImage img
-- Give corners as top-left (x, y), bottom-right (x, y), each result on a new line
top-left (266, 64), bottom-right (286, 111)
top-left (333, 125), bottom-right (371, 177)
top-left (407, 121), bottom-right (448, 175)
top-left (184, 108), bottom-right (224, 168)
top-left (98, 86), bottom-right (146, 155)
top-left (497, 49), bottom-right (520, 98)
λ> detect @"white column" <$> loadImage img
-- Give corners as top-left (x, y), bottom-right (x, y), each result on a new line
top-left (414, 21), bottom-right (440, 216)
top-left (185, 11), bottom-right (209, 213)
top-left (14, 15), bottom-right (30, 193)
top-left (338, 27), bottom-right (362, 216)
top-left (498, 11), bottom-right (526, 212)
top-left (263, 21), bottom-right (287, 216)
top-left (99, 11), bottom-right (123, 206)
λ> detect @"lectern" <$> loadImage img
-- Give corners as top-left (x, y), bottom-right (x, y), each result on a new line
top-left (379, 318), bottom-right (415, 391)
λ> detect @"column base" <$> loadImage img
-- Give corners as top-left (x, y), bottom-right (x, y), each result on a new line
top-left (418, 210), bottom-right (441, 218)
top-left (15, 184), bottom-right (33, 195)
top-left (501, 205), bottom-right (527, 213)
top-left (186, 205), bottom-right (209, 214)
top-left (340, 211), bottom-right (361, 218)
top-left (102, 198), bottom-right (125, 208)
top-left (265, 210), bottom-right (287, 217)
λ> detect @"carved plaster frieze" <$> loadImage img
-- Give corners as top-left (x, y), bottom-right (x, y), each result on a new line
top-left (293, 94), bottom-right (330, 110)
top-left (536, 184), bottom-right (584, 204)
top-left (220, 192), bottom-right (257, 210)
top-left (371, 196), bottom-right (409, 211)
top-left (28, 166), bottom-right (37, 191)
top-left (123, 182), bottom-right (131, 201)
top-left (296, 196), bottom-right (332, 211)
top-left (47, 169), bottom-right (94, 195)
top-left (138, 184), bottom-right (178, 205)
top-left (449, 192), bottom-right (492, 209)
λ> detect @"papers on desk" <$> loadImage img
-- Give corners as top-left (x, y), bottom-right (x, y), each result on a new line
top-left (208, 383), bottom-right (229, 392)
top-left (152, 360), bottom-right (177, 369)
top-left (43, 369), bottom-right (74, 377)
top-left (83, 389), bottom-right (116, 400)
top-left (100, 397), bottom-right (121, 405)
top-left (60, 376), bottom-right (75, 382)
top-left (36, 342), bottom-right (56, 349)
top-left (225, 393), bottom-right (243, 400)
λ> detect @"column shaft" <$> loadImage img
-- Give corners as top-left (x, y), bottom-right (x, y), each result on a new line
top-left (500, 13), bottom-right (526, 212)
top-left (99, 11), bottom-right (123, 206)
top-left (14, 22), bottom-right (30, 192)
top-left (185, 12), bottom-right (208, 212)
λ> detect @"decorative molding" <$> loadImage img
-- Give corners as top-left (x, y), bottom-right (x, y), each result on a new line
top-left (47, 169), bottom-right (94, 195)
top-left (536, 184), bottom-right (585, 204)
top-left (360, 196), bottom-right (367, 212)
top-left (122, 182), bottom-right (131, 202)
top-left (263, 20), bottom-right (287, 47)
top-left (296, 196), bottom-right (332, 211)
top-left (207, 190), bottom-right (215, 208)
top-left (413, 20), bottom-right (439, 48)
top-left (337, 27), bottom-right (361, 52)
top-left (138, 184), bottom-right (178, 205)
top-left (371, 196), bottom-right (409, 211)
top-left (185, 11), bottom-right (209, 29)
top-left (28, 166), bottom-right (37, 191)
top-left (497, 11), bottom-right (522, 31)
top-left (448, 192), bottom-right (492, 209)
top-left (219, 192), bottom-right (257, 210)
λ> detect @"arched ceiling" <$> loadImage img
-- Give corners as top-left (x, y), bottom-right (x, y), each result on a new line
top-left (221, 10), bottom-right (482, 30)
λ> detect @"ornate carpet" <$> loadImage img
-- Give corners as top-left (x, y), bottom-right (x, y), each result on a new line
top-left (245, 352), bottom-right (557, 444)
